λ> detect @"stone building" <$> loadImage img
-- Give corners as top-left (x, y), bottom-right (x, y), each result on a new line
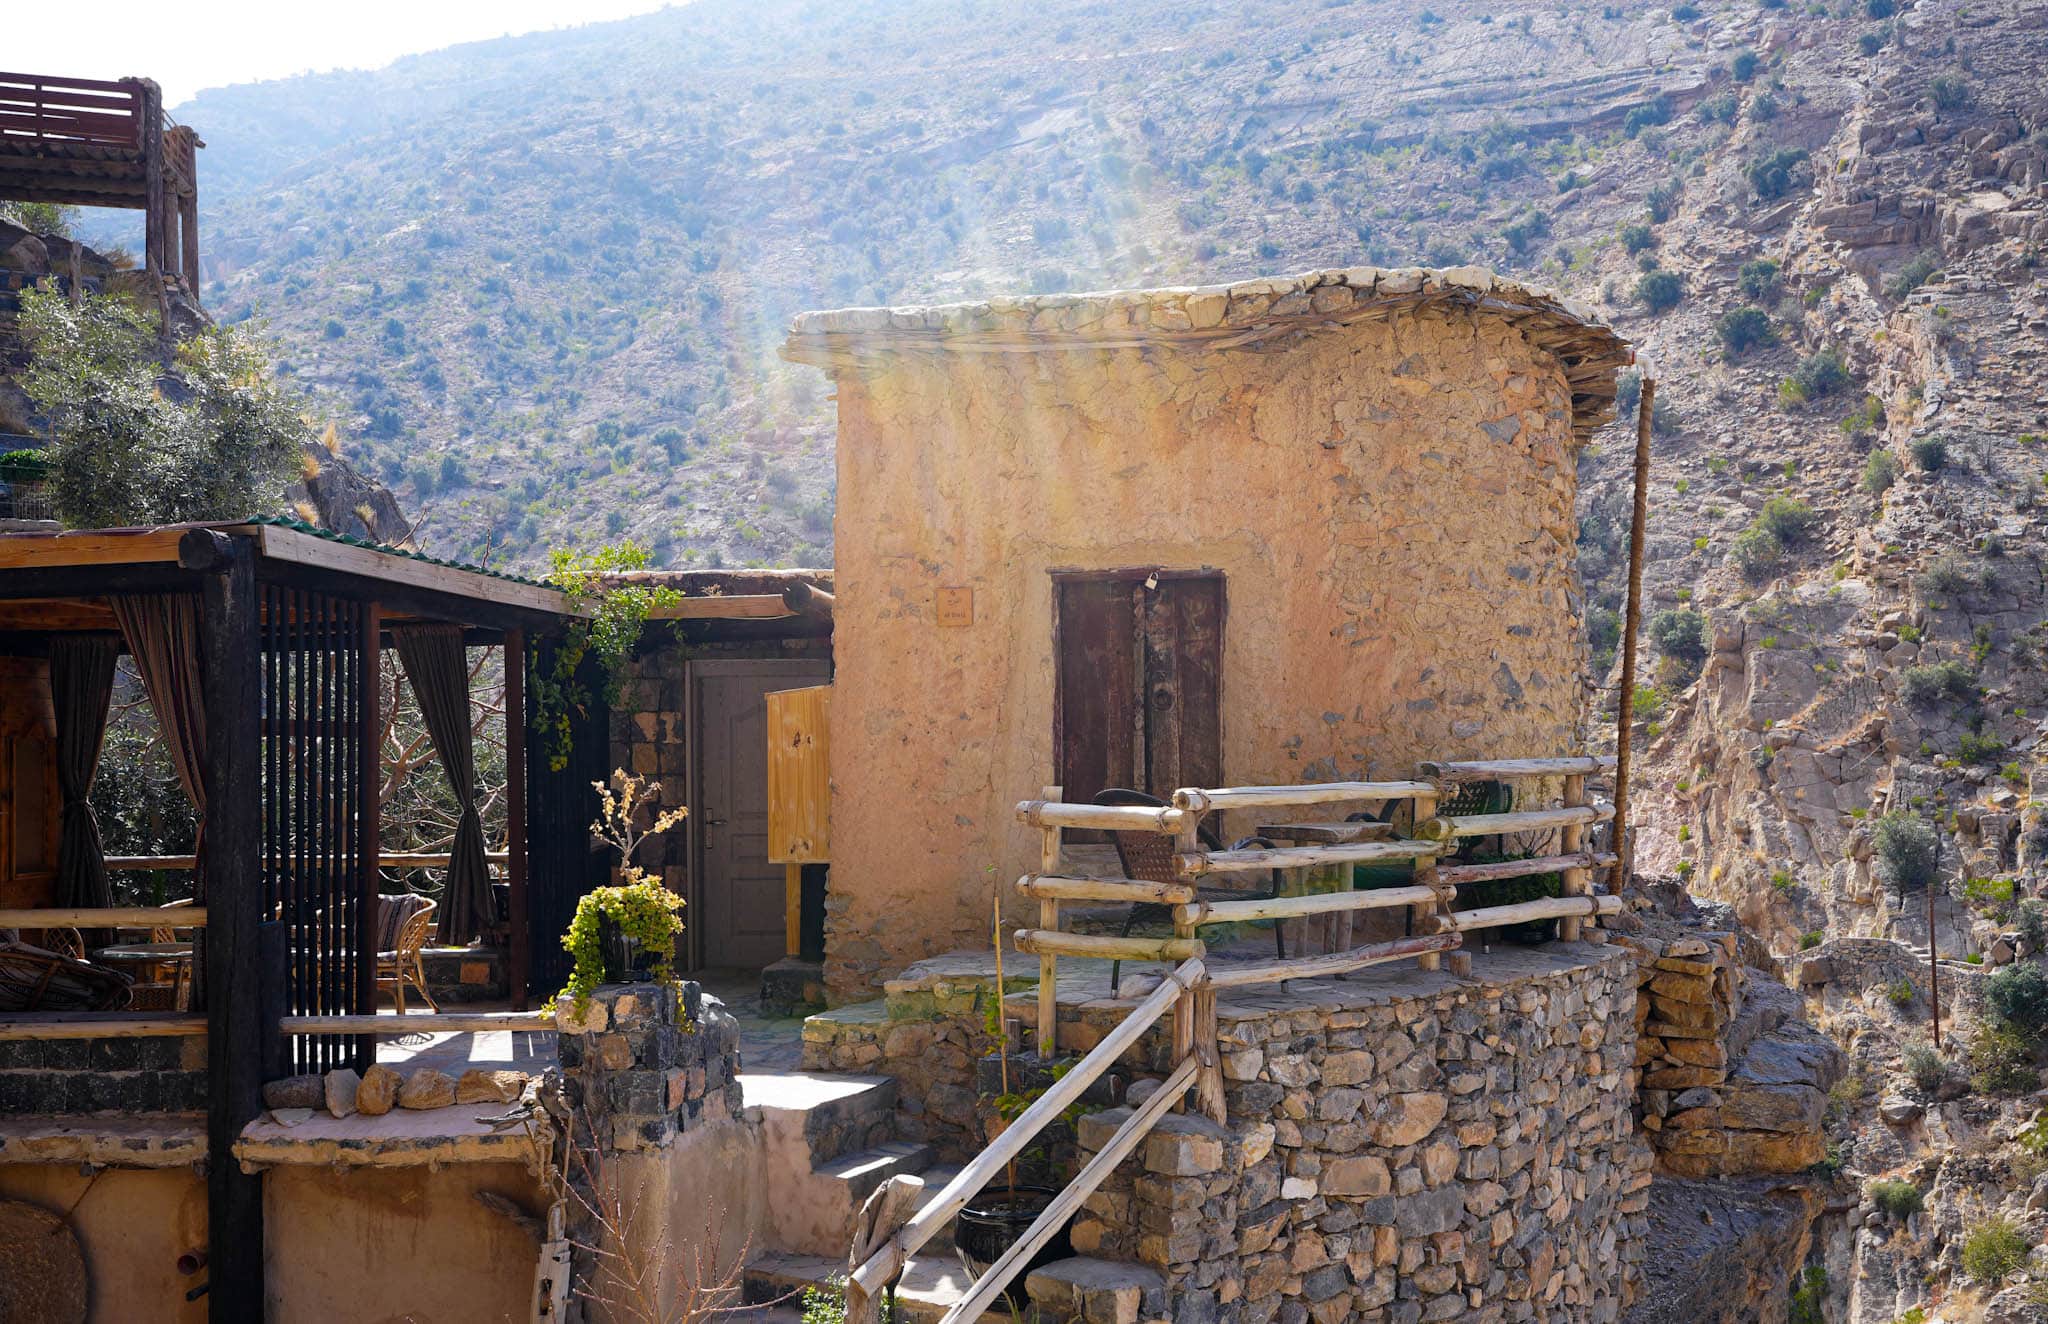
top-left (782, 267), bottom-right (1630, 999)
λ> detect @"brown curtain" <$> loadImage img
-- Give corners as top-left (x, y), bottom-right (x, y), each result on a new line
top-left (394, 624), bottom-right (490, 946)
top-left (108, 594), bottom-right (210, 867)
top-left (51, 634), bottom-right (119, 916)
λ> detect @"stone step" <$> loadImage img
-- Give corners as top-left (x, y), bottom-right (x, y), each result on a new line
top-left (742, 1071), bottom-right (900, 1166)
top-left (1024, 1256), bottom-right (1168, 1324)
top-left (818, 1140), bottom-right (936, 1202)
top-left (745, 1250), bottom-right (975, 1324)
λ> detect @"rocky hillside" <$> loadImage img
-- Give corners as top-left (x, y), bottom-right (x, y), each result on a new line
top-left (81, 0), bottom-right (1836, 569)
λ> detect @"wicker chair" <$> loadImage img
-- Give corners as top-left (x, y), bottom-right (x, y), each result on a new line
top-left (374, 895), bottom-right (440, 1013)
top-left (1095, 789), bottom-right (1287, 993)
top-left (0, 940), bottom-right (132, 1012)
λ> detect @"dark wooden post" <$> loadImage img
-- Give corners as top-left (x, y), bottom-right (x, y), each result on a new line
top-left (136, 80), bottom-right (166, 279)
top-left (176, 129), bottom-right (201, 292)
top-left (189, 529), bottom-right (265, 1322)
top-left (504, 629), bottom-right (530, 1010)
top-left (357, 604), bottom-right (381, 1065)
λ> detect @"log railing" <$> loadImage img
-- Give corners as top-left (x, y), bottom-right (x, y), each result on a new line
top-left (0, 71), bottom-right (146, 147)
top-left (850, 756), bottom-right (1620, 1322)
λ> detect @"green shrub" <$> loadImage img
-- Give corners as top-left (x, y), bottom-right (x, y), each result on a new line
top-left (1987, 962), bottom-right (2048, 1040)
top-left (1873, 813), bottom-right (1939, 893)
top-left (1961, 1216), bottom-right (2028, 1285)
top-left (1738, 258), bottom-right (1781, 301)
top-left (1732, 526), bottom-right (1784, 580)
top-left (1970, 1023), bottom-right (2039, 1094)
top-left (1781, 349), bottom-right (1850, 406)
top-left (1929, 73), bottom-right (1971, 112)
top-left (1647, 179), bottom-right (1683, 223)
top-left (1747, 148), bottom-right (1809, 201)
top-left (1717, 306), bottom-right (1775, 355)
top-left (1757, 495), bottom-right (1820, 546)
top-left (1959, 730), bottom-right (2005, 764)
top-left (1885, 250), bottom-right (1941, 300)
top-left (1858, 31), bottom-right (1884, 55)
top-left (1732, 48), bottom-right (1760, 81)
top-left (1868, 1178), bottom-right (1923, 1219)
top-left (1917, 551), bottom-right (1987, 596)
top-left (1886, 978), bottom-right (1916, 1006)
top-left (1635, 269), bottom-right (1684, 314)
top-left (1909, 434), bottom-right (1947, 471)
top-left (1649, 609), bottom-right (1709, 666)
top-left (1620, 223), bottom-right (1656, 254)
top-left (1892, 659), bottom-right (1974, 709)
top-left (1624, 94), bottom-right (1675, 138)
top-left (1862, 450), bottom-right (1898, 496)
top-left (1788, 1266), bottom-right (1826, 1324)
top-left (1800, 930), bottom-right (1823, 949)
top-left (2020, 901), bottom-right (2048, 952)
top-left (1901, 1042), bottom-right (1948, 1093)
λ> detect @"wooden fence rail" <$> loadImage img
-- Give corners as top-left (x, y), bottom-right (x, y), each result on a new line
top-left (0, 906), bottom-right (209, 928)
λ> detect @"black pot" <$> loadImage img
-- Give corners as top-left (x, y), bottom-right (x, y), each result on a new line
top-left (597, 913), bottom-right (654, 983)
top-left (954, 1185), bottom-right (1072, 1293)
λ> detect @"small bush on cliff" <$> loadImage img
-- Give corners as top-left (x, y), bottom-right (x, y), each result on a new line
top-left (1738, 258), bottom-right (1782, 302)
top-left (1757, 495), bottom-right (1821, 546)
top-left (1620, 222), bottom-right (1655, 254)
top-left (1986, 962), bottom-right (2048, 1041)
top-left (1716, 306), bottom-right (1775, 356)
top-left (1868, 1178), bottom-right (1924, 1219)
top-left (1788, 1267), bottom-right (1827, 1324)
top-left (1900, 660), bottom-right (1974, 706)
top-left (1900, 1042), bottom-right (1949, 1093)
top-left (1909, 434), bottom-right (1948, 472)
top-left (1968, 1023), bottom-right (2038, 1095)
top-left (1635, 269), bottom-right (1684, 314)
top-left (1873, 812), bottom-right (1939, 894)
top-left (1861, 450), bottom-right (1898, 496)
top-left (1779, 349), bottom-right (1850, 407)
top-left (1732, 525), bottom-right (1784, 581)
top-left (1961, 1216), bottom-right (2029, 1285)
top-left (1649, 608), bottom-right (1709, 668)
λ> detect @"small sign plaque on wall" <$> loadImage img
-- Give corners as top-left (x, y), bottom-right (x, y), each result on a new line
top-left (935, 587), bottom-right (974, 627)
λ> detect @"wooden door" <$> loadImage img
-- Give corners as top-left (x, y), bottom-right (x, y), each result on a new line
top-left (693, 659), bottom-right (830, 970)
top-left (1054, 574), bottom-right (1223, 805)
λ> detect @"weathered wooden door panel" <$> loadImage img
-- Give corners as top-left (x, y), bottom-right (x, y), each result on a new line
top-left (1054, 579), bottom-right (1140, 808)
top-left (1145, 578), bottom-right (1223, 794)
top-left (694, 660), bottom-right (830, 970)
top-left (1055, 574), bottom-right (1223, 804)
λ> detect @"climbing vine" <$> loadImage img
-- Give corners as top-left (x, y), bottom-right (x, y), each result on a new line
top-left (532, 541), bottom-right (680, 772)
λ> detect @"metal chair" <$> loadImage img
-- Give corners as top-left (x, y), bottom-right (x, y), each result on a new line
top-left (1093, 789), bottom-right (1287, 993)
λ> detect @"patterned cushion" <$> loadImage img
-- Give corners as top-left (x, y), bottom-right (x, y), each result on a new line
top-left (372, 894), bottom-right (430, 953)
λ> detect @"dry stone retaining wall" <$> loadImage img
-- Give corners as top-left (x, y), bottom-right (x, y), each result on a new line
top-left (1069, 946), bottom-right (1652, 1324)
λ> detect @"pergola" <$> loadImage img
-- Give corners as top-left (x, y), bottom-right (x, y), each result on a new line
top-left (0, 518), bottom-right (600, 1320)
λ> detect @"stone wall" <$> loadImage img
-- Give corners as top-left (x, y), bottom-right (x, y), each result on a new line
top-left (784, 268), bottom-right (1627, 1001)
top-left (0, 1032), bottom-right (206, 1114)
top-left (1616, 930), bottom-right (1846, 1179)
top-left (555, 981), bottom-right (743, 1152)
top-left (1067, 946), bottom-right (1653, 1324)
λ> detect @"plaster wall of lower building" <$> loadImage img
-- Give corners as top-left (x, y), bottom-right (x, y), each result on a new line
top-left (263, 1163), bottom-right (545, 1324)
top-left (784, 269), bottom-right (1626, 999)
top-left (0, 1164), bottom-right (207, 1324)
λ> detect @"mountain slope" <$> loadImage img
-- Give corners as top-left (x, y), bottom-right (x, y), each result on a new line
top-left (162, 0), bottom-right (1757, 569)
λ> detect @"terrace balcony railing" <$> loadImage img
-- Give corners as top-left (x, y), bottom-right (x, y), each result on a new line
top-left (841, 753), bottom-right (1621, 1324)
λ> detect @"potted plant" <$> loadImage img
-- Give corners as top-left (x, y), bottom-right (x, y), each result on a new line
top-left (561, 769), bottom-right (687, 1009)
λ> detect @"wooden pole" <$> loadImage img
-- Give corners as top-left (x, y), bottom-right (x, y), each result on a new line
top-left (1559, 773), bottom-right (1588, 942)
top-left (358, 603), bottom-right (382, 1054)
top-left (936, 1057), bottom-right (1199, 1324)
top-left (848, 959), bottom-right (1203, 1302)
top-left (1191, 983), bottom-right (1225, 1124)
top-left (1038, 806), bottom-right (1060, 1061)
top-left (198, 534), bottom-right (265, 1324)
top-left (1411, 786), bottom-right (1441, 971)
top-left (1612, 372), bottom-right (1654, 893)
top-left (1170, 812), bottom-right (1201, 1101)
top-left (503, 628), bottom-right (529, 1011)
top-left (136, 80), bottom-right (165, 279)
